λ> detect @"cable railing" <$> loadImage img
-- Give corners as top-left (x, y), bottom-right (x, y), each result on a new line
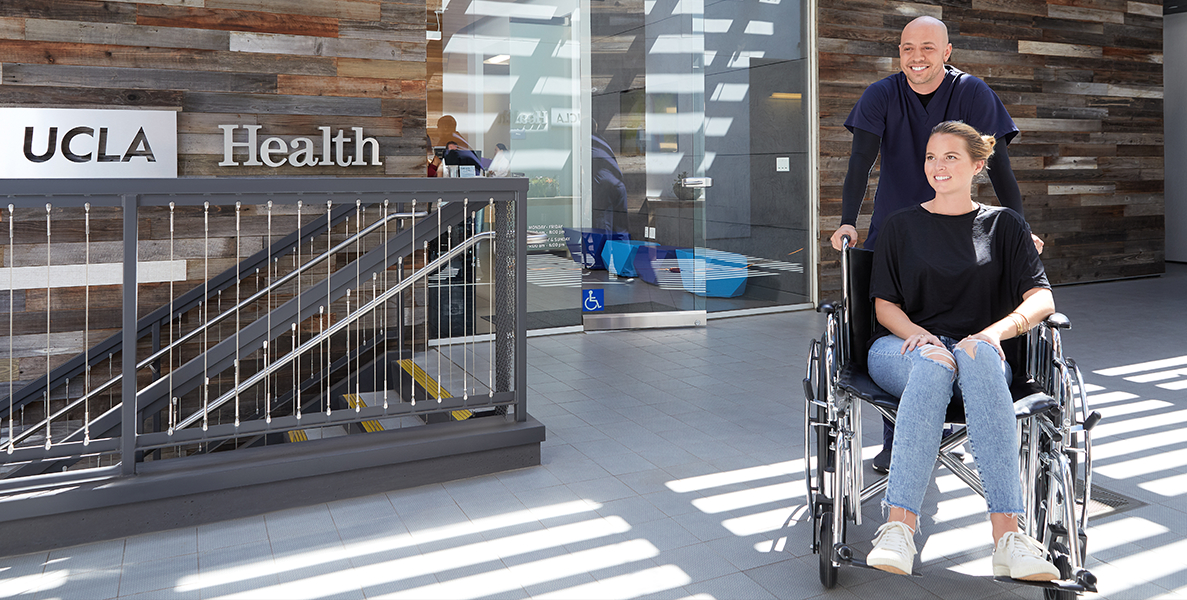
top-left (172, 229), bottom-right (495, 433)
top-left (0, 178), bottom-right (527, 484)
top-left (2, 196), bottom-right (407, 463)
top-left (0, 202), bottom-right (360, 421)
top-left (4, 205), bottom-right (430, 450)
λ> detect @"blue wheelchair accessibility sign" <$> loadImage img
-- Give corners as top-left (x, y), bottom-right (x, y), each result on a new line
top-left (582, 289), bottom-right (604, 312)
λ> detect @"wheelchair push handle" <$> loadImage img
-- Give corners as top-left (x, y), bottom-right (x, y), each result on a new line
top-left (839, 236), bottom-right (853, 313)
top-left (1045, 312), bottom-right (1071, 329)
top-left (818, 236), bottom-right (855, 313)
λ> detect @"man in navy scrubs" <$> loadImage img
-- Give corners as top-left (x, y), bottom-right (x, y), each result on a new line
top-left (828, 16), bottom-right (1044, 473)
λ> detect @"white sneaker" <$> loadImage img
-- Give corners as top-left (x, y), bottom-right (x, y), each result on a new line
top-left (866, 521), bottom-right (916, 575)
top-left (992, 531), bottom-right (1061, 581)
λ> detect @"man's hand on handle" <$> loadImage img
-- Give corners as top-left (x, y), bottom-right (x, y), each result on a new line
top-left (831, 225), bottom-right (859, 251)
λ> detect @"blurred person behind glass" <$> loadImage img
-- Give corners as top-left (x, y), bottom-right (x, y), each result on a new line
top-left (591, 125), bottom-right (629, 236)
top-left (487, 143), bottom-right (511, 177)
top-left (434, 115), bottom-right (470, 149)
top-left (426, 135), bottom-right (442, 177)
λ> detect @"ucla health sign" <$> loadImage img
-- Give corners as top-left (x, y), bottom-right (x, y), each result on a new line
top-left (0, 108), bottom-right (177, 178)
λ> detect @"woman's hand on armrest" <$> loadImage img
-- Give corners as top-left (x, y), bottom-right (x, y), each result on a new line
top-left (875, 298), bottom-right (943, 354)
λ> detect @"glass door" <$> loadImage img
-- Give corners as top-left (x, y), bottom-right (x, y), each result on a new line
top-left (581, 0), bottom-right (710, 330)
top-left (581, 0), bottom-right (813, 330)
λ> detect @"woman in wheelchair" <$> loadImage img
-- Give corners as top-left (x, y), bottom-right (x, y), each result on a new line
top-left (863, 121), bottom-right (1060, 581)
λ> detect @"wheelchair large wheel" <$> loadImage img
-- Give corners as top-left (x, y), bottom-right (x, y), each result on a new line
top-left (818, 511), bottom-right (842, 588)
top-left (805, 339), bottom-right (837, 552)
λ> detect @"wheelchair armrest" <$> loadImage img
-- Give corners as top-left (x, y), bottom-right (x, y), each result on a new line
top-left (818, 300), bottom-right (839, 314)
top-left (1013, 393), bottom-right (1059, 420)
top-left (1043, 312), bottom-right (1070, 330)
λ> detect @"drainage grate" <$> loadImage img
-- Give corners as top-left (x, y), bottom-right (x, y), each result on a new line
top-left (1084, 485), bottom-right (1144, 518)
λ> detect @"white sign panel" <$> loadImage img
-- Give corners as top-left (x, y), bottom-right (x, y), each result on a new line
top-left (0, 108), bottom-right (177, 179)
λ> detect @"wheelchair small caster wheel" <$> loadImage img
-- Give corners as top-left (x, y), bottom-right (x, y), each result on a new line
top-left (818, 512), bottom-right (839, 588)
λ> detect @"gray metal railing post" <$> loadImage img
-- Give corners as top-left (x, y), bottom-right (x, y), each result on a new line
top-left (494, 198), bottom-right (513, 404)
top-left (121, 194), bottom-right (138, 476)
top-left (515, 191), bottom-right (526, 422)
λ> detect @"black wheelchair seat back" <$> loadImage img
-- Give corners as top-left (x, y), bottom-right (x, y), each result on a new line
top-left (845, 247), bottom-right (876, 370)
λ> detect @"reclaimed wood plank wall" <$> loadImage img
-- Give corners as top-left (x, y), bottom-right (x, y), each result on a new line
top-left (0, 1), bottom-right (429, 385)
top-left (0, 0), bottom-right (429, 177)
top-left (817, 0), bottom-right (1164, 294)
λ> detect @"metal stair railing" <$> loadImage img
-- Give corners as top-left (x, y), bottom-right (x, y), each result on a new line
top-left (0, 178), bottom-right (527, 484)
top-left (1, 197), bottom-right (475, 475)
top-left (1, 197), bottom-right (472, 471)
top-left (0, 203), bottom-right (359, 421)
top-left (173, 230), bottom-right (494, 433)
top-left (3, 205), bottom-right (428, 449)
top-left (129, 199), bottom-right (474, 438)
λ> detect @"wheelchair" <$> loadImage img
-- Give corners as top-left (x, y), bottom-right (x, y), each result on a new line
top-left (803, 242), bottom-right (1102, 598)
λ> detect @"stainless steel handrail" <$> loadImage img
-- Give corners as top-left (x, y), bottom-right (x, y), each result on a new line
top-left (6, 208), bottom-right (430, 448)
top-left (137, 209), bottom-right (430, 371)
top-left (172, 230), bottom-right (496, 431)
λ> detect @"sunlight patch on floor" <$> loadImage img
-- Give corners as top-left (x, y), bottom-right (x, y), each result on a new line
top-left (176, 500), bottom-right (606, 592)
top-left (721, 504), bottom-right (808, 537)
top-left (666, 460), bottom-right (800, 494)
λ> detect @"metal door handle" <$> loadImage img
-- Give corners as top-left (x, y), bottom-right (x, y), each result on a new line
top-left (681, 177), bottom-right (712, 188)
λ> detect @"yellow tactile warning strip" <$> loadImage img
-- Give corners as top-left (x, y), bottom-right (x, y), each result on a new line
top-left (343, 394), bottom-right (385, 433)
top-left (287, 430), bottom-right (308, 443)
top-left (396, 359), bottom-right (471, 421)
top-left (397, 359), bottom-right (447, 399)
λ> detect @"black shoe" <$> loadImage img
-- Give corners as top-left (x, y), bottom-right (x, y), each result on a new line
top-left (872, 446), bottom-right (891, 474)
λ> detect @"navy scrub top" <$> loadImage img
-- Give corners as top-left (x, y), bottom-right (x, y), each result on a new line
top-left (844, 65), bottom-right (1018, 248)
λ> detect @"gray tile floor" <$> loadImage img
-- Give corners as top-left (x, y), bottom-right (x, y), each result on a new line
top-left (2, 264), bottom-right (1186, 599)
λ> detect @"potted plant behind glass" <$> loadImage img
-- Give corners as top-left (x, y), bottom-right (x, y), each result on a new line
top-left (529, 176), bottom-right (559, 198)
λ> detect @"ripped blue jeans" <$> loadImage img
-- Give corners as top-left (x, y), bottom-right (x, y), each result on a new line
top-left (868, 334), bottom-right (1024, 518)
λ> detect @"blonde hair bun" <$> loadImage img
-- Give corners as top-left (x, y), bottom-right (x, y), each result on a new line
top-left (930, 121), bottom-right (996, 163)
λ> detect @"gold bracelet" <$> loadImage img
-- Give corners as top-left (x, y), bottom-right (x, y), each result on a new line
top-left (1008, 312), bottom-right (1029, 337)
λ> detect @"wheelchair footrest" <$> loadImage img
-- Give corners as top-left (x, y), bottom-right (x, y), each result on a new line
top-left (993, 571), bottom-right (1097, 594)
top-left (832, 544), bottom-right (923, 577)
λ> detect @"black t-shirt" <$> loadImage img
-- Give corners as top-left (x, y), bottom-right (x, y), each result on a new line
top-left (869, 204), bottom-right (1049, 357)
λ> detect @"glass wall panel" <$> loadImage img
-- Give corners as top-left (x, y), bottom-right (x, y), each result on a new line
top-left (431, 0), bottom-right (583, 330)
top-left (431, 0), bottom-right (812, 331)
